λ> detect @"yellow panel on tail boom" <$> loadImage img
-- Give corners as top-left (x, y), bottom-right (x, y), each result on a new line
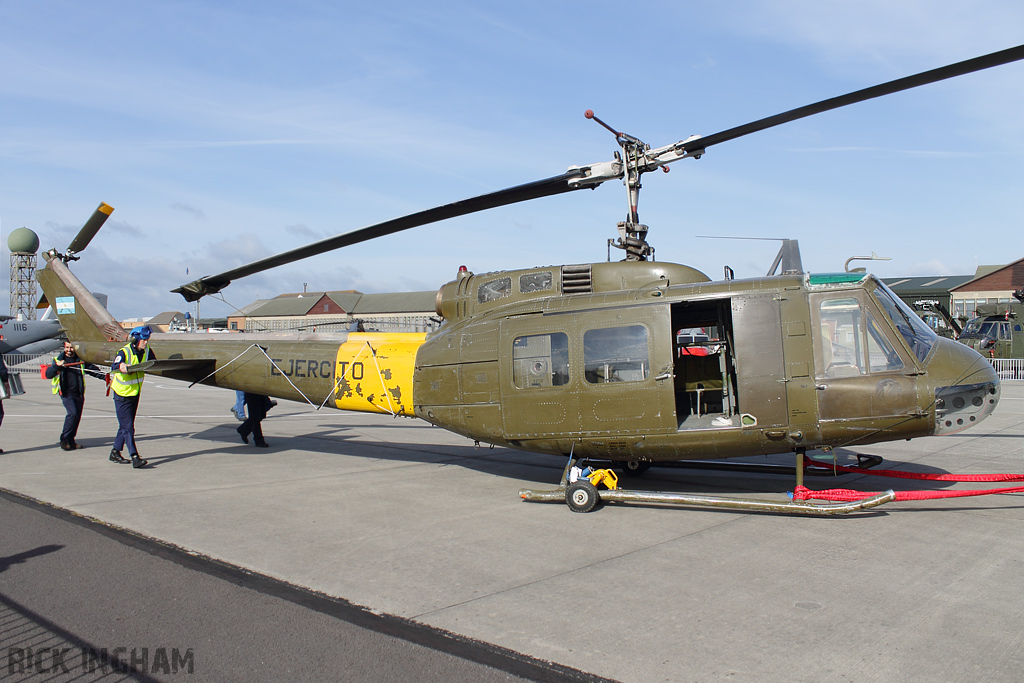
top-left (333, 332), bottom-right (425, 416)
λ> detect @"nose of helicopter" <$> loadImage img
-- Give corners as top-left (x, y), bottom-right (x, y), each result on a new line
top-left (928, 337), bottom-right (1001, 435)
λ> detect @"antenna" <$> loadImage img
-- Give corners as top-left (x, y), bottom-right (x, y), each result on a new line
top-left (844, 252), bottom-right (891, 273)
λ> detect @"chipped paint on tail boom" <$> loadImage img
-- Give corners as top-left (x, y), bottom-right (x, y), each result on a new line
top-left (333, 333), bottom-right (425, 416)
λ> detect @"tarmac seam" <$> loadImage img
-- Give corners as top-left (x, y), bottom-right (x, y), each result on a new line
top-left (0, 486), bottom-right (620, 683)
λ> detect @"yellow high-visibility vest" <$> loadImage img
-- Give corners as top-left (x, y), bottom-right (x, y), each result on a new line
top-left (50, 356), bottom-right (85, 396)
top-left (110, 343), bottom-right (147, 397)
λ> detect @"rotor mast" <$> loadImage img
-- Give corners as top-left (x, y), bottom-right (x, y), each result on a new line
top-left (582, 110), bottom-right (704, 261)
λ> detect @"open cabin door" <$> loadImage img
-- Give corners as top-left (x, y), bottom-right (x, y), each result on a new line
top-left (670, 295), bottom-right (789, 430)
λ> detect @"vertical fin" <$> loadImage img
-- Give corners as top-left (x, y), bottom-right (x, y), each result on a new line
top-left (36, 255), bottom-right (127, 343)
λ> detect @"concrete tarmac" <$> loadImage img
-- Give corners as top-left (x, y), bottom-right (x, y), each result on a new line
top-left (2, 369), bottom-right (1023, 682)
top-left (0, 494), bottom-right (551, 683)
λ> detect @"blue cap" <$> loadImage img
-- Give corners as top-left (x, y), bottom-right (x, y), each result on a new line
top-left (130, 325), bottom-right (152, 340)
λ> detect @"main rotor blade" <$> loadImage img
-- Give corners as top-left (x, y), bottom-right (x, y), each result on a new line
top-left (173, 171), bottom-right (584, 301)
top-left (173, 44), bottom-right (1024, 302)
top-left (677, 43), bottom-right (1024, 154)
top-left (67, 202), bottom-right (114, 255)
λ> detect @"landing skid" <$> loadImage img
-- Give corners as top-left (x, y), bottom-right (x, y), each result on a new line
top-left (616, 453), bottom-right (884, 477)
top-left (518, 451), bottom-right (894, 515)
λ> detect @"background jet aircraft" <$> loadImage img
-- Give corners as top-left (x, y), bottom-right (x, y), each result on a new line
top-left (0, 314), bottom-right (61, 355)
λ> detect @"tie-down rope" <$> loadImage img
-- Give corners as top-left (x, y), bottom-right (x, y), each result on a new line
top-left (187, 341), bottom-right (396, 414)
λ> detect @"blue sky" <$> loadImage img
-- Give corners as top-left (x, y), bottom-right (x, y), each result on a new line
top-left (2, 1), bottom-right (1023, 320)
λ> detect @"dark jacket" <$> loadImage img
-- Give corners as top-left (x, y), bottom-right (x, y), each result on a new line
top-left (243, 393), bottom-right (273, 421)
top-left (46, 351), bottom-right (103, 397)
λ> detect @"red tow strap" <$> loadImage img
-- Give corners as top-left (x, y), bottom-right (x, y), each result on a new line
top-left (794, 458), bottom-right (1024, 503)
top-left (794, 484), bottom-right (1024, 503)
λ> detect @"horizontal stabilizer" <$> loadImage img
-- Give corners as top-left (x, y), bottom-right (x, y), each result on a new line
top-left (126, 358), bottom-right (217, 383)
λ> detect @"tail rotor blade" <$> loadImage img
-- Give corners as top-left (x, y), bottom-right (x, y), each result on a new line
top-left (67, 202), bottom-right (114, 255)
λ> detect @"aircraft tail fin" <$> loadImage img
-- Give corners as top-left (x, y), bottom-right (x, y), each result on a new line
top-left (36, 255), bottom-right (128, 343)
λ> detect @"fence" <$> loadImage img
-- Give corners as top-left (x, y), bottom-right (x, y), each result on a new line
top-left (992, 358), bottom-right (1024, 381)
top-left (3, 352), bottom-right (55, 371)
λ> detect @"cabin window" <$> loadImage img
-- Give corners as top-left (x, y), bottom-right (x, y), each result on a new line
top-left (478, 277), bottom-right (512, 303)
top-left (519, 272), bottom-right (552, 294)
top-left (512, 333), bottom-right (569, 388)
top-left (583, 325), bottom-right (649, 384)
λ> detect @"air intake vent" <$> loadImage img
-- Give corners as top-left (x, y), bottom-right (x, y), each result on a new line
top-left (561, 264), bottom-right (593, 294)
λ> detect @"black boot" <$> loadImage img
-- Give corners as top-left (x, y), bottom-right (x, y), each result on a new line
top-left (237, 426), bottom-right (249, 444)
top-left (131, 454), bottom-right (149, 469)
top-left (110, 449), bottom-right (129, 463)
top-left (61, 441), bottom-right (74, 451)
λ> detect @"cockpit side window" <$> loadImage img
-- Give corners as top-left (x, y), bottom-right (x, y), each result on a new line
top-left (816, 298), bottom-right (865, 377)
top-left (872, 283), bottom-right (937, 363)
top-left (865, 312), bottom-right (905, 373)
top-left (815, 296), bottom-right (904, 378)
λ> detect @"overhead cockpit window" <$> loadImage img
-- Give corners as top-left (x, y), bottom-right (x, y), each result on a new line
top-left (478, 277), bottom-right (512, 303)
top-left (512, 333), bottom-right (569, 388)
top-left (872, 283), bottom-right (937, 363)
top-left (584, 325), bottom-right (649, 384)
top-left (520, 272), bottom-right (553, 294)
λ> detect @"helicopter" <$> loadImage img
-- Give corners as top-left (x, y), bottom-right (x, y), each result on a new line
top-left (957, 290), bottom-right (1024, 360)
top-left (912, 300), bottom-right (962, 340)
top-left (36, 45), bottom-right (1023, 512)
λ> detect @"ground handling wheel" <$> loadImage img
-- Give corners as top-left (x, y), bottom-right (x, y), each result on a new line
top-left (566, 480), bottom-right (600, 513)
top-left (620, 459), bottom-right (651, 476)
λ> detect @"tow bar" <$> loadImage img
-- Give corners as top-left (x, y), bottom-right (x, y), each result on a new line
top-left (519, 453), bottom-right (896, 515)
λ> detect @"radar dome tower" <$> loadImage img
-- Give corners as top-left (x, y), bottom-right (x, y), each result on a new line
top-left (8, 227), bottom-right (41, 319)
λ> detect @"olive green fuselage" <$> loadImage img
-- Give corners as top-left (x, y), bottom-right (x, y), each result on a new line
top-left (413, 262), bottom-right (999, 462)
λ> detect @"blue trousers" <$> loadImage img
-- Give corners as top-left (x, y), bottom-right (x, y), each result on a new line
top-left (113, 394), bottom-right (140, 456)
top-left (60, 394), bottom-right (85, 445)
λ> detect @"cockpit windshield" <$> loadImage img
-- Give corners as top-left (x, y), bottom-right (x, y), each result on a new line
top-left (960, 319), bottom-right (1000, 341)
top-left (872, 281), bottom-right (937, 363)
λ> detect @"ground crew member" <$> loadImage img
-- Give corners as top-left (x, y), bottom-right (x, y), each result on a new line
top-left (109, 326), bottom-right (155, 468)
top-left (237, 393), bottom-right (272, 448)
top-left (45, 340), bottom-right (104, 450)
top-left (0, 354), bottom-right (8, 454)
